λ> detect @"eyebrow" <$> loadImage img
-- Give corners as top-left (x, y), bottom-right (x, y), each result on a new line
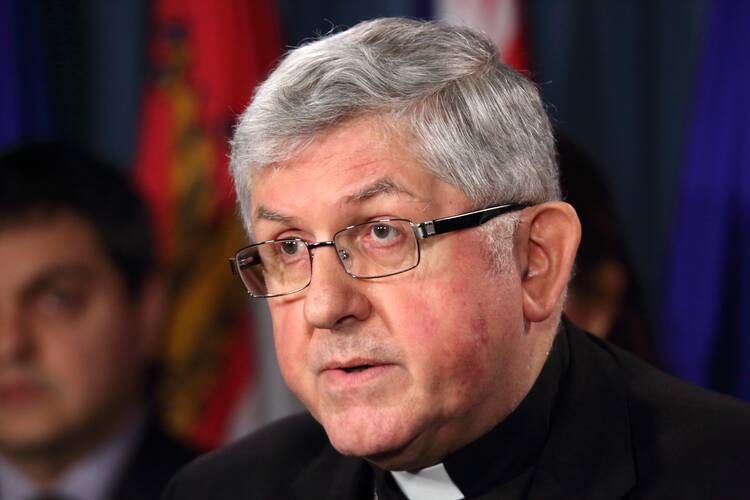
top-left (345, 177), bottom-right (417, 204)
top-left (253, 177), bottom-right (419, 226)
top-left (255, 205), bottom-right (295, 224)
top-left (21, 265), bottom-right (94, 299)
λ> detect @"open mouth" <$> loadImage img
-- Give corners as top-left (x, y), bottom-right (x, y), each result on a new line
top-left (341, 364), bottom-right (372, 373)
top-left (322, 362), bottom-right (394, 387)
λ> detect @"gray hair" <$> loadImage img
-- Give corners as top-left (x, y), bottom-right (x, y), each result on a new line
top-left (230, 17), bottom-right (560, 260)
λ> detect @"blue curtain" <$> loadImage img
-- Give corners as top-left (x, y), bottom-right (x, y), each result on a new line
top-left (660, 0), bottom-right (750, 399)
top-left (0, 0), bottom-right (51, 149)
top-left (529, 0), bottom-right (707, 316)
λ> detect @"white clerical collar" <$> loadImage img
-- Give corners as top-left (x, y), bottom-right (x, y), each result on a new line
top-left (390, 463), bottom-right (464, 500)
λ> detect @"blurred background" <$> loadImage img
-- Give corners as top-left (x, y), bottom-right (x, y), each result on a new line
top-left (2, 0), bottom-right (748, 450)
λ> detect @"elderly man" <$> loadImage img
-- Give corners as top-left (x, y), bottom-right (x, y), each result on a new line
top-left (0, 143), bottom-right (198, 500)
top-left (166, 18), bottom-right (750, 499)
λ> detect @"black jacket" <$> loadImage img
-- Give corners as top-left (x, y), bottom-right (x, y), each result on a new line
top-left (111, 418), bottom-right (200, 500)
top-left (164, 324), bottom-right (750, 499)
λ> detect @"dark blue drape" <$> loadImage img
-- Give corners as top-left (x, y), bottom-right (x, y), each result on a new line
top-left (0, 0), bottom-right (51, 149)
top-left (661, 0), bottom-right (750, 399)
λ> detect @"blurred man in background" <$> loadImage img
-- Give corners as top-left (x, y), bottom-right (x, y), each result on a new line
top-left (0, 143), bottom-right (198, 500)
top-left (557, 133), bottom-right (661, 366)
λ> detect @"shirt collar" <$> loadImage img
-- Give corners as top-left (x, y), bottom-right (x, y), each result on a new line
top-left (390, 463), bottom-right (463, 500)
top-left (0, 407), bottom-right (146, 500)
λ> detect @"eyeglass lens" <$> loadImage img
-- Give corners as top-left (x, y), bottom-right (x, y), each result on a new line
top-left (234, 219), bottom-right (419, 297)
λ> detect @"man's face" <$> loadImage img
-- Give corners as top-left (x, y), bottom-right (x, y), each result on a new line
top-left (0, 214), bottom-right (154, 458)
top-left (250, 119), bottom-right (539, 469)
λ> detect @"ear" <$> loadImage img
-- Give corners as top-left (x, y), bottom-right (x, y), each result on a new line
top-left (516, 202), bottom-right (581, 323)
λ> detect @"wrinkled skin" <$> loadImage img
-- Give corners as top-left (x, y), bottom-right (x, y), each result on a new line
top-left (249, 119), bottom-right (548, 470)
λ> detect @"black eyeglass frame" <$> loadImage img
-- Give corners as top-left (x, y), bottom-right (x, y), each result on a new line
top-left (229, 202), bottom-right (529, 298)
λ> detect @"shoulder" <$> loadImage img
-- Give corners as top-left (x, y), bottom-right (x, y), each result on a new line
top-left (568, 327), bottom-right (750, 496)
top-left (613, 340), bottom-right (750, 467)
top-left (568, 324), bottom-right (750, 428)
top-left (162, 413), bottom-right (335, 500)
top-left (138, 419), bottom-right (203, 465)
top-left (112, 417), bottom-right (202, 500)
top-left (597, 332), bottom-right (750, 443)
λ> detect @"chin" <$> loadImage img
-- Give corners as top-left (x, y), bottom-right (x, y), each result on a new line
top-left (320, 405), bottom-right (429, 468)
top-left (0, 425), bottom-right (66, 457)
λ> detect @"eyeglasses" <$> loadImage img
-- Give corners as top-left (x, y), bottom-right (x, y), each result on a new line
top-left (229, 203), bottom-right (528, 298)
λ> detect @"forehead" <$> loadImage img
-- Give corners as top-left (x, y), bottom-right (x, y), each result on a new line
top-left (249, 119), bottom-right (469, 231)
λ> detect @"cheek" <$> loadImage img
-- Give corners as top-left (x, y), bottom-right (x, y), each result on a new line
top-left (44, 339), bottom-right (111, 410)
top-left (470, 314), bottom-right (490, 347)
top-left (47, 310), bottom-right (141, 402)
top-left (460, 313), bottom-right (495, 391)
top-left (403, 291), bottom-right (493, 397)
top-left (270, 307), bottom-right (309, 393)
top-left (394, 275), bottom-right (472, 341)
top-left (407, 297), bottom-right (440, 340)
top-left (446, 312), bottom-right (492, 392)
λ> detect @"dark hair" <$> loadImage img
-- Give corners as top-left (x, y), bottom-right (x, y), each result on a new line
top-left (0, 142), bottom-right (156, 298)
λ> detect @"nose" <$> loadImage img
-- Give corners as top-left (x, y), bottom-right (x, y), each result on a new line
top-left (303, 245), bottom-right (371, 330)
top-left (0, 306), bottom-right (33, 363)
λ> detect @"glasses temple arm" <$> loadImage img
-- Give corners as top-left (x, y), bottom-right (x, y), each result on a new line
top-left (228, 254), bottom-right (263, 275)
top-left (415, 203), bottom-right (528, 239)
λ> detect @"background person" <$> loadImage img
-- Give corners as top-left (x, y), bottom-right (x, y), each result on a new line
top-left (0, 143), bottom-right (199, 500)
top-left (557, 133), bottom-right (661, 366)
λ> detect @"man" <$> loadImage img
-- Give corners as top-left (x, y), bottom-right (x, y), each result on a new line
top-left (0, 143), bottom-right (199, 500)
top-left (165, 18), bottom-right (750, 499)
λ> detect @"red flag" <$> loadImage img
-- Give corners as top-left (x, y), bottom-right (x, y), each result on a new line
top-left (134, 0), bottom-right (281, 448)
top-left (436, 0), bottom-right (530, 73)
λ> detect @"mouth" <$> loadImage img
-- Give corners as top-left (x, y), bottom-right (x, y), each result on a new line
top-left (320, 359), bottom-right (397, 389)
top-left (340, 364), bottom-right (374, 373)
top-left (0, 379), bottom-right (47, 405)
top-left (323, 358), bottom-right (384, 373)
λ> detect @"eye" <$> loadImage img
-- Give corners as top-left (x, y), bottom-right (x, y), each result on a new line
top-left (370, 223), bottom-right (399, 241)
top-left (33, 287), bottom-right (87, 319)
top-left (279, 239), bottom-right (303, 257)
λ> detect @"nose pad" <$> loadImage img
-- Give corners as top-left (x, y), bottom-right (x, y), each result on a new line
top-left (303, 244), bottom-right (370, 330)
top-left (308, 240), bottom-right (354, 276)
top-left (336, 247), bottom-right (353, 273)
